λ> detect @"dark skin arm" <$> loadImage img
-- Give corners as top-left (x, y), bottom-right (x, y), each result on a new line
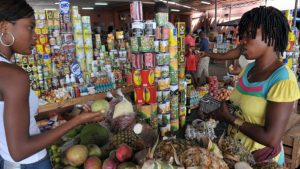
top-left (215, 101), bottom-right (294, 148)
top-left (0, 64), bottom-right (104, 162)
top-left (197, 45), bottom-right (242, 60)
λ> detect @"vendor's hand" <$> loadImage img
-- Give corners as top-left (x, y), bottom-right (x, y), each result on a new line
top-left (212, 101), bottom-right (235, 124)
top-left (198, 51), bottom-right (207, 58)
top-left (75, 111), bottom-right (105, 125)
top-left (228, 65), bottom-right (242, 75)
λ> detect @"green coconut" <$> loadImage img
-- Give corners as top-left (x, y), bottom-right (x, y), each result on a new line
top-left (80, 124), bottom-right (109, 147)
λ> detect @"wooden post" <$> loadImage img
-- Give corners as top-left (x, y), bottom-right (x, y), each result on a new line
top-left (214, 0), bottom-right (217, 31)
top-left (293, 0), bottom-right (298, 27)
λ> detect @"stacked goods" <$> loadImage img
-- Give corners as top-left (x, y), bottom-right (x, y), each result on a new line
top-left (208, 76), bottom-right (219, 97)
top-left (14, 1), bottom-right (131, 104)
top-left (280, 10), bottom-right (299, 78)
top-left (176, 22), bottom-right (187, 128)
top-left (130, 1), bottom-right (158, 129)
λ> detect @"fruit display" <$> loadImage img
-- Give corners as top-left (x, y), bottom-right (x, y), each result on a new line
top-left (208, 76), bottom-right (219, 97)
top-left (214, 88), bottom-right (232, 101)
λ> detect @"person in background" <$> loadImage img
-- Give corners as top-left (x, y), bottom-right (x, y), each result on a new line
top-left (202, 6), bottom-right (300, 166)
top-left (0, 1), bottom-right (103, 168)
top-left (196, 31), bottom-right (210, 86)
top-left (185, 31), bottom-right (196, 47)
top-left (185, 45), bottom-right (198, 87)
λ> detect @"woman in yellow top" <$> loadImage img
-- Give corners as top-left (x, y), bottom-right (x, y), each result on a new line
top-left (203, 6), bottom-right (300, 165)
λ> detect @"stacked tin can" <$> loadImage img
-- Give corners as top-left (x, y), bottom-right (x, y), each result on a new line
top-left (81, 16), bottom-right (94, 74)
top-left (130, 1), bottom-right (158, 129)
top-left (176, 22), bottom-right (188, 128)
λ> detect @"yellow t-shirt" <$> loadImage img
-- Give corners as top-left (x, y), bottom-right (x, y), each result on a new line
top-left (229, 62), bottom-right (300, 164)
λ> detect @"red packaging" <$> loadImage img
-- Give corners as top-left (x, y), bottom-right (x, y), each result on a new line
top-left (155, 27), bottom-right (162, 39)
top-left (132, 53), bottom-right (143, 69)
top-left (162, 26), bottom-right (170, 40)
top-left (125, 73), bottom-right (133, 85)
top-left (132, 69), bottom-right (142, 86)
top-left (130, 1), bottom-right (143, 21)
top-left (134, 87), bottom-right (144, 104)
top-left (143, 85), bottom-right (157, 104)
top-left (143, 53), bottom-right (155, 69)
top-left (141, 69), bottom-right (155, 87)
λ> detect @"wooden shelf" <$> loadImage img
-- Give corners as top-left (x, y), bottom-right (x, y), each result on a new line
top-left (38, 86), bottom-right (134, 114)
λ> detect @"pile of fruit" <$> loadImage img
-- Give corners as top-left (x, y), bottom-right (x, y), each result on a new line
top-left (208, 76), bottom-right (219, 97)
top-left (214, 88), bottom-right (232, 101)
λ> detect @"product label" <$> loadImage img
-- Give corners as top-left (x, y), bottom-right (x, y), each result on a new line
top-left (59, 0), bottom-right (70, 14)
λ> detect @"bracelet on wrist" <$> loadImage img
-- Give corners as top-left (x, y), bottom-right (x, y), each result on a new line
top-left (233, 117), bottom-right (245, 130)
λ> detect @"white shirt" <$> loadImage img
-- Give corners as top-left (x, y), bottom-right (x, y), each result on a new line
top-left (0, 57), bottom-right (46, 164)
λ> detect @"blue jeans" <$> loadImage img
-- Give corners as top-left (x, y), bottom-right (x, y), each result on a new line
top-left (0, 154), bottom-right (52, 169)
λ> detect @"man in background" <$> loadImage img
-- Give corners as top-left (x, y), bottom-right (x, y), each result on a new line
top-left (196, 31), bottom-right (210, 86)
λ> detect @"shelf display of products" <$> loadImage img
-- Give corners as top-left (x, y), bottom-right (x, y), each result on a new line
top-left (14, 2), bottom-right (132, 105)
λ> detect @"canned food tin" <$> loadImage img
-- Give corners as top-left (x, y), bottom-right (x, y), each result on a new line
top-left (132, 21), bottom-right (144, 37)
top-left (140, 36), bottom-right (154, 52)
top-left (169, 28), bottom-right (178, 46)
top-left (180, 115), bottom-right (186, 127)
top-left (154, 40), bottom-right (160, 53)
top-left (179, 105), bottom-right (187, 116)
top-left (150, 103), bottom-right (158, 128)
top-left (156, 53), bottom-right (164, 66)
top-left (170, 71), bottom-right (178, 84)
top-left (163, 53), bottom-right (170, 65)
top-left (144, 20), bottom-right (156, 36)
top-left (116, 31), bottom-right (124, 39)
top-left (38, 35), bottom-right (48, 45)
top-left (179, 63), bottom-right (185, 78)
top-left (137, 104), bottom-right (151, 119)
top-left (161, 65), bottom-right (169, 78)
top-left (155, 27), bottom-right (162, 39)
top-left (134, 87), bottom-right (144, 104)
top-left (49, 37), bottom-right (56, 46)
top-left (162, 90), bottom-right (170, 101)
top-left (155, 13), bottom-right (168, 27)
top-left (171, 119), bottom-right (179, 132)
top-left (158, 114), bottom-right (163, 127)
top-left (165, 101), bottom-right (170, 112)
top-left (154, 66), bottom-right (162, 78)
top-left (143, 86), bottom-right (157, 104)
top-left (125, 72), bottom-right (133, 85)
top-left (132, 53), bottom-right (143, 69)
top-left (157, 78), bottom-right (170, 90)
top-left (171, 96), bottom-right (179, 110)
top-left (132, 69), bottom-right (142, 86)
top-left (63, 33), bottom-right (73, 44)
top-left (143, 53), bottom-right (155, 69)
top-left (157, 90), bottom-right (163, 102)
top-left (169, 46), bottom-right (178, 59)
top-left (162, 26), bottom-right (170, 40)
top-left (170, 84), bottom-right (179, 95)
top-left (170, 59), bottom-right (178, 72)
top-left (162, 113), bottom-right (171, 126)
top-left (160, 40), bottom-right (168, 52)
top-left (130, 1), bottom-right (143, 21)
top-left (158, 102), bottom-right (167, 114)
top-left (130, 37), bottom-right (140, 53)
top-left (141, 69), bottom-right (155, 87)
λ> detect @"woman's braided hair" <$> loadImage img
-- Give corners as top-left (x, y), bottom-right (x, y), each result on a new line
top-left (238, 6), bottom-right (290, 54)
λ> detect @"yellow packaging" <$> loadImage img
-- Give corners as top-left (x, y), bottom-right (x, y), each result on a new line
top-left (44, 44), bottom-right (51, 54)
top-left (116, 31), bottom-right (124, 40)
top-left (169, 28), bottom-right (178, 46)
top-left (169, 46), bottom-right (178, 59)
top-left (46, 10), bottom-right (54, 20)
top-left (53, 11), bottom-right (59, 19)
top-left (35, 28), bottom-right (42, 35)
top-left (81, 16), bottom-right (91, 24)
top-left (36, 44), bottom-right (44, 54)
top-left (42, 28), bottom-right (48, 35)
top-left (72, 6), bottom-right (79, 17)
top-left (138, 104), bottom-right (151, 119)
top-left (175, 22), bottom-right (185, 37)
top-left (179, 106), bottom-right (186, 116)
top-left (170, 59), bottom-right (178, 72)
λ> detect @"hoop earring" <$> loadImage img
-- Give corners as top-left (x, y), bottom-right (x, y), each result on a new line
top-left (0, 32), bottom-right (15, 47)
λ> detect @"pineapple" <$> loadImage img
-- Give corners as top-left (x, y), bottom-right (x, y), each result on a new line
top-left (218, 135), bottom-right (255, 168)
top-left (179, 146), bottom-right (229, 169)
top-left (111, 130), bottom-right (145, 150)
top-left (154, 139), bottom-right (196, 163)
